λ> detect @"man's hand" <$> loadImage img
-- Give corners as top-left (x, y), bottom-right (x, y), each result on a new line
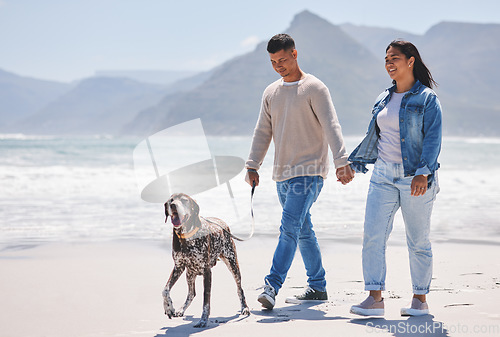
top-left (245, 170), bottom-right (260, 187)
top-left (411, 175), bottom-right (428, 196)
top-left (336, 165), bottom-right (355, 185)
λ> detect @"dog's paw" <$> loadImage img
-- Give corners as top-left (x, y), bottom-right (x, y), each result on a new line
top-left (193, 318), bottom-right (208, 328)
top-left (163, 297), bottom-right (175, 319)
top-left (164, 307), bottom-right (176, 319)
top-left (174, 311), bottom-right (184, 317)
top-left (241, 306), bottom-right (251, 316)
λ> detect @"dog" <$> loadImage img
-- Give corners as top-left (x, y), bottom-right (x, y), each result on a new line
top-left (162, 193), bottom-right (250, 328)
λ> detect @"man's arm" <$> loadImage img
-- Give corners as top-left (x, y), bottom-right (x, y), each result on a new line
top-left (311, 84), bottom-right (354, 184)
top-left (245, 93), bottom-right (273, 186)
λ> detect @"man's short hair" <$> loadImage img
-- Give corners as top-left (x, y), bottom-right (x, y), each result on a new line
top-left (267, 34), bottom-right (295, 54)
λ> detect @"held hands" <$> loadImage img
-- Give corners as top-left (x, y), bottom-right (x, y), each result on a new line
top-left (411, 175), bottom-right (428, 196)
top-left (336, 165), bottom-right (355, 185)
top-left (246, 167), bottom-right (426, 194)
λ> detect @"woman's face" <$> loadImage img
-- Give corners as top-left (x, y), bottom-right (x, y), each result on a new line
top-left (385, 46), bottom-right (415, 83)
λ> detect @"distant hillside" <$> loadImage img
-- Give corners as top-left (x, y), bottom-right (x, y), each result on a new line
top-left (0, 69), bottom-right (70, 129)
top-left (15, 77), bottom-right (166, 135)
top-left (123, 10), bottom-right (387, 136)
top-left (2, 11), bottom-right (500, 137)
top-left (94, 70), bottom-right (199, 85)
top-left (340, 21), bottom-right (500, 136)
top-left (340, 23), bottom-right (420, 57)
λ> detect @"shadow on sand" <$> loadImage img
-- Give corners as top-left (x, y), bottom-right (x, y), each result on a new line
top-left (155, 313), bottom-right (248, 336)
top-left (155, 302), bottom-right (348, 336)
top-left (252, 302), bottom-right (348, 324)
top-left (349, 315), bottom-right (449, 336)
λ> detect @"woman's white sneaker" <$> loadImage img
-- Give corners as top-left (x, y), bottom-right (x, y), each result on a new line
top-left (350, 296), bottom-right (385, 316)
top-left (400, 298), bottom-right (429, 316)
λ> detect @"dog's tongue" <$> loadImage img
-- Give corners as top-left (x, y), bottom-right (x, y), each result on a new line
top-left (171, 215), bottom-right (181, 227)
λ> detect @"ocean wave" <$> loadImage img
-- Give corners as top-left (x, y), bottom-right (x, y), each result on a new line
top-left (444, 136), bottom-right (500, 144)
top-left (0, 133), bottom-right (117, 141)
top-left (0, 133), bottom-right (58, 140)
top-left (1, 135), bottom-right (499, 244)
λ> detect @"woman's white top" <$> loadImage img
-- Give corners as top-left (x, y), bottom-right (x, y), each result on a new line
top-left (377, 92), bottom-right (406, 164)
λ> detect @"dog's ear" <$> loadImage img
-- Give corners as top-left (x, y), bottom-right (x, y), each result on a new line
top-left (164, 202), bottom-right (170, 223)
top-left (190, 198), bottom-right (200, 216)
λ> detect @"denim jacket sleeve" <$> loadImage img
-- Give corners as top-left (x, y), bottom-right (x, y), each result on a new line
top-left (348, 91), bottom-right (387, 173)
top-left (415, 91), bottom-right (442, 176)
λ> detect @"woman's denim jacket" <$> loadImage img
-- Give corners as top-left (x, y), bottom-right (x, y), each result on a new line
top-left (348, 80), bottom-right (442, 184)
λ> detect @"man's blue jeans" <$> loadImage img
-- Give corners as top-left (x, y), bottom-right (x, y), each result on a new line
top-left (265, 175), bottom-right (326, 294)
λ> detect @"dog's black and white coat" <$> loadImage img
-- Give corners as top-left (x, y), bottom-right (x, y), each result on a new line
top-left (162, 193), bottom-right (250, 328)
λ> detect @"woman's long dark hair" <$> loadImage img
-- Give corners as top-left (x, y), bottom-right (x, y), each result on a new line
top-left (387, 40), bottom-right (437, 89)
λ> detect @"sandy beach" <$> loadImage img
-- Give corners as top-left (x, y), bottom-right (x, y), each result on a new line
top-left (1, 235), bottom-right (499, 337)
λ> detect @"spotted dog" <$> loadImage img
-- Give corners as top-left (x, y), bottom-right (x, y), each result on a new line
top-left (162, 193), bottom-right (250, 328)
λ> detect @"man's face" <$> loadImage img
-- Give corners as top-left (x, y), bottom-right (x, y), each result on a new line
top-left (269, 48), bottom-right (298, 79)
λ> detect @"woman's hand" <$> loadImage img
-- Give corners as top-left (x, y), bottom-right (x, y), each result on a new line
top-left (336, 165), bottom-right (355, 185)
top-left (411, 175), bottom-right (428, 196)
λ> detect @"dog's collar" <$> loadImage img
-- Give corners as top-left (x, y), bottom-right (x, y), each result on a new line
top-left (176, 227), bottom-right (200, 240)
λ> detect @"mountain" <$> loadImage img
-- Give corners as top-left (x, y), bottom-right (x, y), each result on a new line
top-left (15, 77), bottom-right (167, 135)
top-left (124, 10), bottom-right (387, 136)
top-left (340, 21), bottom-right (500, 136)
top-left (421, 22), bottom-right (500, 135)
top-left (0, 69), bottom-right (70, 129)
top-left (340, 23), bottom-right (420, 57)
top-left (122, 43), bottom-right (276, 136)
top-left (94, 70), bottom-right (199, 85)
top-left (2, 12), bottom-right (500, 137)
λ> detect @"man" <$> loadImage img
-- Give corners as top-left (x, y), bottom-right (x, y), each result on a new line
top-left (245, 34), bottom-right (354, 310)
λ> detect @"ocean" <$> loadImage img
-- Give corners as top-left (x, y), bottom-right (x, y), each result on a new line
top-left (1, 133), bottom-right (500, 246)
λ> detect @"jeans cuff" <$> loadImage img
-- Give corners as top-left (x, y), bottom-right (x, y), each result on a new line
top-left (264, 277), bottom-right (281, 294)
top-left (309, 285), bottom-right (327, 292)
top-left (412, 287), bottom-right (430, 295)
top-left (365, 283), bottom-right (385, 291)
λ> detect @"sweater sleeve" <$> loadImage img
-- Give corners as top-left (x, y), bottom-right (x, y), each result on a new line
top-left (245, 91), bottom-right (273, 171)
top-left (311, 83), bottom-right (350, 168)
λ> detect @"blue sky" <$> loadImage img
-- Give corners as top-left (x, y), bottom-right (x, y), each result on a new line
top-left (1, 0), bottom-right (499, 82)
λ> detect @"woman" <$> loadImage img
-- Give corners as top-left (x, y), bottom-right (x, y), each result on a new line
top-left (348, 40), bottom-right (442, 316)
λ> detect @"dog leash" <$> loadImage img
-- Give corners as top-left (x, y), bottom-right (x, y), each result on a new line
top-left (234, 181), bottom-right (256, 241)
top-left (203, 181), bottom-right (256, 242)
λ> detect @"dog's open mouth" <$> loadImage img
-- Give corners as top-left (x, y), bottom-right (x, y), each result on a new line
top-left (166, 202), bottom-right (188, 227)
top-left (171, 212), bottom-right (182, 227)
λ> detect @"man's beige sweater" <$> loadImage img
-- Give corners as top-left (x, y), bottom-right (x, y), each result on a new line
top-left (246, 74), bottom-right (349, 182)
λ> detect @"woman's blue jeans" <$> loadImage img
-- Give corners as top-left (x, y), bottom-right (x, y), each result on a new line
top-left (363, 159), bottom-right (439, 295)
top-left (265, 175), bottom-right (326, 294)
